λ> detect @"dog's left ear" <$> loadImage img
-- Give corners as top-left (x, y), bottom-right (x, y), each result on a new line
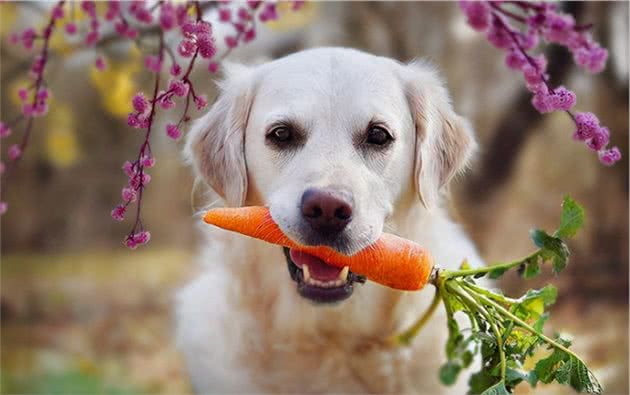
top-left (401, 60), bottom-right (477, 209)
top-left (184, 62), bottom-right (255, 207)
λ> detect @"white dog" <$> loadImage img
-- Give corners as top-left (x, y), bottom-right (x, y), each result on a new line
top-left (177, 47), bottom-right (483, 394)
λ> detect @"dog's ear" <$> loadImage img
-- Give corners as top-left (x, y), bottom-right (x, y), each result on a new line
top-left (401, 60), bottom-right (477, 209)
top-left (185, 62), bottom-right (255, 207)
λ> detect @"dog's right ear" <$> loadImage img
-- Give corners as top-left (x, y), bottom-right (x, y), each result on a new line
top-left (185, 63), bottom-right (255, 207)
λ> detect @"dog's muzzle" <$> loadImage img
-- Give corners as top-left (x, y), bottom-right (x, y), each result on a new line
top-left (283, 247), bottom-right (365, 304)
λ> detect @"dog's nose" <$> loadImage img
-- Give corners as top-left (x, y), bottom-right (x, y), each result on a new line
top-left (301, 187), bottom-right (353, 235)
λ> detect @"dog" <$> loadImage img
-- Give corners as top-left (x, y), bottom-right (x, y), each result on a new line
top-left (176, 47), bottom-right (483, 394)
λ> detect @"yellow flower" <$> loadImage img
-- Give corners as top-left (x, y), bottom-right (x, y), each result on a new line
top-left (265, 2), bottom-right (319, 32)
top-left (90, 57), bottom-right (142, 118)
top-left (45, 103), bottom-right (80, 168)
top-left (0, 2), bottom-right (17, 36)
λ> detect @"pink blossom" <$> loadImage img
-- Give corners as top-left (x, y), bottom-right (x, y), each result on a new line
top-left (0, 202), bottom-right (7, 216)
top-left (170, 63), bottom-right (182, 76)
top-left (542, 12), bottom-right (575, 44)
top-left (124, 235), bottom-right (138, 249)
top-left (548, 86), bottom-right (576, 111)
top-left (140, 155), bottom-right (156, 168)
top-left (261, 3), bottom-right (279, 21)
top-left (598, 147), bottom-right (622, 166)
top-left (134, 231), bottom-right (151, 245)
top-left (178, 39), bottom-right (196, 57)
top-left (244, 28), bottom-right (256, 43)
top-left (518, 29), bottom-right (539, 51)
top-left (248, 0), bottom-right (262, 9)
top-left (81, 1), bottom-right (96, 18)
top-left (160, 3), bottom-right (177, 30)
top-left (52, 5), bottom-right (65, 20)
top-left (225, 36), bottom-right (238, 49)
top-left (166, 123), bottom-right (182, 140)
top-left (129, 172), bottom-right (151, 189)
top-left (238, 7), bottom-right (252, 21)
top-left (144, 55), bottom-right (162, 73)
top-left (37, 88), bottom-right (48, 100)
top-left (459, 1), bottom-right (490, 31)
top-left (122, 161), bottom-right (136, 177)
top-left (486, 17), bottom-right (514, 48)
top-left (292, 1), bottom-right (305, 11)
top-left (158, 95), bottom-right (176, 110)
top-left (194, 94), bottom-right (208, 110)
top-left (122, 187), bottom-right (137, 202)
top-left (586, 127), bottom-right (609, 151)
top-left (8, 144), bottom-right (22, 161)
top-left (132, 93), bottom-right (149, 113)
top-left (169, 80), bottom-right (189, 97)
top-left (105, 1), bottom-right (121, 20)
top-left (127, 113), bottom-right (147, 129)
top-left (0, 122), bottom-right (12, 138)
top-left (115, 21), bottom-right (129, 36)
top-left (95, 56), bottom-right (106, 71)
top-left (505, 48), bottom-right (527, 70)
top-left (208, 62), bottom-right (219, 73)
top-left (86, 30), bottom-right (99, 46)
top-left (219, 8), bottom-right (231, 22)
top-left (18, 88), bottom-right (28, 102)
top-left (573, 46), bottom-right (608, 74)
top-left (573, 112), bottom-right (599, 141)
top-left (197, 35), bottom-right (217, 58)
top-left (21, 28), bottom-right (36, 49)
top-left (22, 104), bottom-right (34, 117)
top-left (31, 55), bottom-right (45, 75)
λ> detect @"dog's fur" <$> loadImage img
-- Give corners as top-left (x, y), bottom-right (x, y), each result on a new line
top-left (176, 47), bottom-right (483, 394)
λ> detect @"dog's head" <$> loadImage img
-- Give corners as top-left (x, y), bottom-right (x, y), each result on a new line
top-left (186, 48), bottom-right (476, 304)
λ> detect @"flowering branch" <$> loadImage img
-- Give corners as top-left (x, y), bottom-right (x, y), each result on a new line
top-left (460, 1), bottom-right (621, 166)
top-left (1, 0), bottom-right (303, 248)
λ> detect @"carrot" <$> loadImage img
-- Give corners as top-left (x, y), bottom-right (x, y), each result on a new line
top-left (203, 206), bottom-right (434, 291)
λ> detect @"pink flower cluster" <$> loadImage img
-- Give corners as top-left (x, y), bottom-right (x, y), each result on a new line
top-left (459, 1), bottom-right (620, 166)
top-left (573, 112), bottom-right (621, 166)
top-left (0, 0), bottom-right (301, 247)
top-left (179, 21), bottom-right (217, 58)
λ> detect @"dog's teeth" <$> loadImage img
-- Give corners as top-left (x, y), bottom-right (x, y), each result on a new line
top-left (338, 266), bottom-right (349, 282)
top-left (303, 265), bottom-right (311, 282)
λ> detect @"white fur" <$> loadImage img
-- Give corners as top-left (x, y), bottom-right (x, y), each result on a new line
top-left (177, 47), bottom-right (483, 394)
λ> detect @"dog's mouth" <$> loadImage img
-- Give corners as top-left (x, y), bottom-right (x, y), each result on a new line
top-left (283, 247), bottom-right (366, 304)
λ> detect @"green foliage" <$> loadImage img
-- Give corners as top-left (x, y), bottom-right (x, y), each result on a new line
top-left (1, 370), bottom-right (136, 395)
top-left (434, 197), bottom-right (601, 395)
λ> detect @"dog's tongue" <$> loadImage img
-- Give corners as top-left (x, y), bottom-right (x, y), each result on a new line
top-left (289, 249), bottom-right (343, 282)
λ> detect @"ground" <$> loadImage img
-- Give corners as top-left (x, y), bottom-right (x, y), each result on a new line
top-left (1, 250), bottom-right (627, 394)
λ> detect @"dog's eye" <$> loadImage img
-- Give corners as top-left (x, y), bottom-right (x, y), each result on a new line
top-left (365, 126), bottom-right (393, 146)
top-left (267, 126), bottom-right (293, 145)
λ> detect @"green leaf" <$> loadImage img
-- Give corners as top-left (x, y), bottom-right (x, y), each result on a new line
top-left (556, 196), bottom-right (585, 239)
top-left (570, 356), bottom-right (603, 394)
top-left (534, 348), bottom-right (567, 384)
top-left (440, 362), bottom-right (462, 385)
top-left (522, 256), bottom-right (541, 279)
top-left (488, 266), bottom-right (509, 279)
top-left (556, 357), bottom-right (572, 384)
top-left (468, 370), bottom-right (498, 395)
top-left (530, 229), bottom-right (570, 275)
top-left (552, 254), bottom-right (568, 275)
top-left (480, 381), bottom-right (510, 395)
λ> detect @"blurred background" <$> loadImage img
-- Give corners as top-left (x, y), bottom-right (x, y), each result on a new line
top-left (1, 1), bottom-right (627, 394)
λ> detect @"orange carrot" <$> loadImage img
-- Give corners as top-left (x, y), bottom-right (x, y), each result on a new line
top-left (203, 206), bottom-right (434, 291)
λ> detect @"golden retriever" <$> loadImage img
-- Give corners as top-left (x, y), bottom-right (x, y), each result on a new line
top-left (177, 47), bottom-right (483, 394)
